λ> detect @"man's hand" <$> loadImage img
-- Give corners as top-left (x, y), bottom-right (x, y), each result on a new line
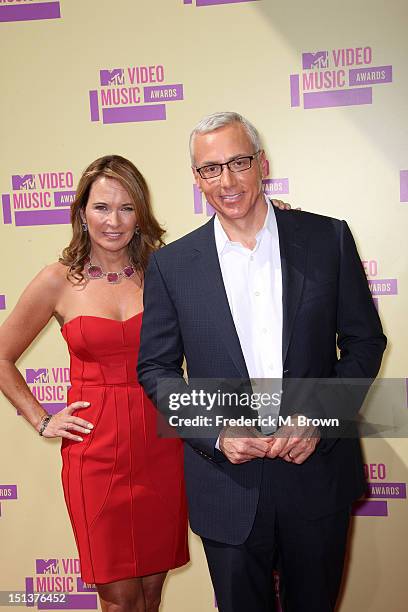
top-left (219, 426), bottom-right (271, 464)
top-left (266, 415), bottom-right (320, 464)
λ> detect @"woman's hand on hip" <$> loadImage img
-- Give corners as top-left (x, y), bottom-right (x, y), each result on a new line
top-left (41, 402), bottom-right (94, 442)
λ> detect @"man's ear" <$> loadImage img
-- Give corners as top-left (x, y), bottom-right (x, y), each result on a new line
top-left (259, 150), bottom-right (268, 180)
top-left (192, 167), bottom-right (202, 192)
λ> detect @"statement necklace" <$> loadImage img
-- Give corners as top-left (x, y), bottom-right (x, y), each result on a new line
top-left (85, 257), bottom-right (136, 284)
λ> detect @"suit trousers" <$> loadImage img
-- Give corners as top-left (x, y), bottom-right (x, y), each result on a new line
top-left (201, 459), bottom-right (351, 612)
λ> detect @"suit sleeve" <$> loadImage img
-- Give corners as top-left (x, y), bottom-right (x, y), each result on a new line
top-left (137, 252), bottom-right (222, 461)
top-left (316, 220), bottom-right (387, 451)
top-left (138, 252), bottom-right (185, 400)
top-left (334, 220), bottom-right (386, 378)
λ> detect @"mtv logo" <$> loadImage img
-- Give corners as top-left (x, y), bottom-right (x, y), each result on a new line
top-left (302, 51), bottom-right (329, 70)
top-left (26, 368), bottom-right (49, 384)
top-left (12, 174), bottom-right (36, 190)
top-left (36, 559), bottom-right (60, 574)
top-left (100, 69), bottom-right (125, 86)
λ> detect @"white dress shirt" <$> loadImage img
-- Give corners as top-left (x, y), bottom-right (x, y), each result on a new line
top-left (214, 197), bottom-right (283, 436)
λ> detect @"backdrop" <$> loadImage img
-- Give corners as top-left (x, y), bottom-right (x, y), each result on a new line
top-left (1, 1), bottom-right (407, 610)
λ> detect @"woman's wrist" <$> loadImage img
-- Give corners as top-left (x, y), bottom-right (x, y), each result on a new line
top-left (37, 413), bottom-right (52, 435)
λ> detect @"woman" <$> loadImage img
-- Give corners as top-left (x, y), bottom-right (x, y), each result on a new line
top-left (0, 155), bottom-right (292, 611)
top-left (0, 155), bottom-right (188, 612)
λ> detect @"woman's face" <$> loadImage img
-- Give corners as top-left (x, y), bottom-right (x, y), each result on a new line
top-left (82, 176), bottom-right (138, 254)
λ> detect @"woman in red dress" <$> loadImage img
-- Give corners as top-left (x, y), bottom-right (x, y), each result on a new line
top-left (0, 156), bottom-right (189, 611)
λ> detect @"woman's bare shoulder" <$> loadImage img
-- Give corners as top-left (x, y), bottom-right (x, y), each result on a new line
top-left (33, 261), bottom-right (70, 290)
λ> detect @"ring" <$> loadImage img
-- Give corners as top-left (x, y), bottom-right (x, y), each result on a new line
top-left (288, 450), bottom-right (295, 460)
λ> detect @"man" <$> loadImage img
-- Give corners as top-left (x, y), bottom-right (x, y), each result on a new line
top-left (138, 112), bottom-right (386, 611)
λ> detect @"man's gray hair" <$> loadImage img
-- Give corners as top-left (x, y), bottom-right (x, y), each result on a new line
top-left (189, 111), bottom-right (263, 165)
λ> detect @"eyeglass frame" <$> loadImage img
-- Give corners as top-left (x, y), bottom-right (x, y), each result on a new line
top-left (195, 150), bottom-right (262, 180)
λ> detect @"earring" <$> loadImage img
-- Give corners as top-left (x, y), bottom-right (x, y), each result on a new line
top-left (82, 221), bottom-right (88, 232)
top-left (134, 225), bottom-right (140, 235)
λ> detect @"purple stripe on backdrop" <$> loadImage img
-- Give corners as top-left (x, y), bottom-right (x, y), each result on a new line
top-left (303, 87), bottom-right (372, 109)
top-left (263, 178), bottom-right (290, 195)
top-left (0, 485), bottom-right (17, 500)
top-left (0, 295), bottom-right (6, 310)
top-left (0, 2), bottom-right (60, 23)
top-left (206, 201), bottom-right (215, 216)
top-left (102, 104), bottom-right (166, 124)
top-left (352, 500), bottom-right (388, 516)
top-left (42, 403), bottom-right (66, 415)
top-left (143, 84), bottom-right (184, 103)
top-left (289, 74), bottom-right (300, 107)
top-left (14, 209), bottom-right (70, 226)
top-left (367, 482), bottom-right (406, 499)
top-left (2, 194), bottom-right (12, 224)
top-left (77, 578), bottom-right (97, 593)
top-left (193, 185), bottom-right (203, 214)
top-left (38, 594), bottom-right (98, 610)
top-left (25, 577), bottom-right (35, 608)
top-left (368, 278), bottom-right (398, 296)
top-left (349, 65), bottom-right (392, 86)
top-left (400, 170), bottom-right (408, 202)
top-left (89, 90), bottom-right (100, 122)
top-left (196, 0), bottom-right (259, 5)
top-left (54, 191), bottom-right (76, 206)
top-left (183, 0), bottom-right (193, 3)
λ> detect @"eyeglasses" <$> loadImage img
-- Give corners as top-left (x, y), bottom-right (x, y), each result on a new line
top-left (195, 151), bottom-right (261, 180)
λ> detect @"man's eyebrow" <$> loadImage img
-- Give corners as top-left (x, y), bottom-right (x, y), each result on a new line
top-left (197, 153), bottom-right (252, 167)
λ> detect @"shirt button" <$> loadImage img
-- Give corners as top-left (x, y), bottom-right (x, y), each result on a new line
top-left (262, 328), bottom-right (268, 334)
top-left (250, 255), bottom-right (254, 261)
top-left (254, 291), bottom-right (260, 297)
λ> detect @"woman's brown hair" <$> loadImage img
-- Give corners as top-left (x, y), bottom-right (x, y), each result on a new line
top-left (59, 155), bottom-right (165, 283)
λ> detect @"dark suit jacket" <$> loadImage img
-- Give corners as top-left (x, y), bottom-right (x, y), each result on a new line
top-left (138, 207), bottom-right (386, 544)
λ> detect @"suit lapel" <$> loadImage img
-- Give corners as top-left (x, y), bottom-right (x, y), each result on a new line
top-left (274, 208), bottom-right (307, 365)
top-left (191, 219), bottom-right (249, 378)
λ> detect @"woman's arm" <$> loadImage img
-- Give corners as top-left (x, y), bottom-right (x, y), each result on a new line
top-left (0, 264), bottom-right (92, 441)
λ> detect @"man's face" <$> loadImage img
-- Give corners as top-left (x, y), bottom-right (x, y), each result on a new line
top-left (192, 122), bottom-right (267, 222)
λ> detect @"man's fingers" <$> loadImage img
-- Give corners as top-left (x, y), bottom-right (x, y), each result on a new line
top-left (284, 439), bottom-right (320, 464)
top-left (220, 436), bottom-right (270, 463)
top-left (268, 435), bottom-right (289, 457)
top-left (230, 438), bottom-right (269, 457)
top-left (278, 436), bottom-right (309, 458)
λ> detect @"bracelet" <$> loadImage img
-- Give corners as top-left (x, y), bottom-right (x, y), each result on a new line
top-left (38, 414), bottom-right (52, 436)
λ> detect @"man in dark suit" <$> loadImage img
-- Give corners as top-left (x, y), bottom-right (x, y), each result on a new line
top-left (138, 112), bottom-right (386, 612)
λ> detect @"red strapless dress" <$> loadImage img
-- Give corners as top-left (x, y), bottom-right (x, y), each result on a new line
top-left (60, 314), bottom-right (189, 584)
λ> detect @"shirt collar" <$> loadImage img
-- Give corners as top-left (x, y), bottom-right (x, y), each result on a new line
top-left (214, 196), bottom-right (276, 256)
